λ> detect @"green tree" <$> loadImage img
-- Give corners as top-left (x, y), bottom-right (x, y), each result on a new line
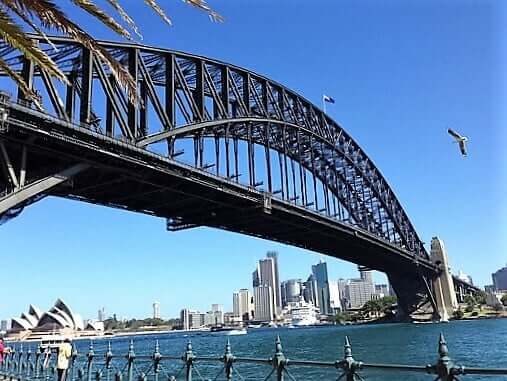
top-left (501, 294), bottom-right (507, 307)
top-left (493, 304), bottom-right (504, 313)
top-left (453, 308), bottom-right (464, 320)
top-left (463, 295), bottom-right (476, 306)
top-left (475, 291), bottom-right (487, 305)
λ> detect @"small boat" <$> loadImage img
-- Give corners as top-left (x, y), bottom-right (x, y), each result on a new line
top-left (210, 326), bottom-right (247, 335)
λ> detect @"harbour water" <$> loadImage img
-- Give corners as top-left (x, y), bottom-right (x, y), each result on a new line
top-left (66, 319), bottom-right (507, 380)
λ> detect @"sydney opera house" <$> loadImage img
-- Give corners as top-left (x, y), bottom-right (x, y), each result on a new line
top-left (8, 299), bottom-right (103, 340)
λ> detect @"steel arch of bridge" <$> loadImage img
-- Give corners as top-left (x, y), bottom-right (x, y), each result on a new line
top-left (0, 36), bottom-right (451, 315)
top-left (0, 36), bottom-right (427, 256)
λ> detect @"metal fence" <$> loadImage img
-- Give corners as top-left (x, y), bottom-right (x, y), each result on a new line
top-left (1, 334), bottom-right (506, 381)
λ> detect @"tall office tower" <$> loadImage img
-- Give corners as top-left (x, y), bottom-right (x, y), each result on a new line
top-left (359, 267), bottom-right (373, 284)
top-left (492, 266), bottom-right (507, 291)
top-left (303, 274), bottom-right (319, 307)
top-left (0, 320), bottom-right (8, 331)
top-left (267, 251), bottom-right (281, 310)
top-left (98, 307), bottom-right (106, 322)
top-left (233, 289), bottom-right (253, 321)
top-left (346, 278), bottom-right (375, 309)
top-left (254, 285), bottom-right (274, 322)
top-left (281, 279), bottom-right (302, 306)
top-left (211, 304), bottom-right (224, 325)
top-left (337, 279), bottom-right (349, 310)
top-left (328, 280), bottom-right (341, 312)
top-left (153, 302), bottom-right (161, 319)
top-left (180, 308), bottom-right (190, 330)
top-left (254, 255), bottom-right (279, 317)
top-left (312, 260), bottom-right (331, 315)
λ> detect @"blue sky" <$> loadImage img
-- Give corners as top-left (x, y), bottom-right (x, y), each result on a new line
top-left (1, 0), bottom-right (505, 321)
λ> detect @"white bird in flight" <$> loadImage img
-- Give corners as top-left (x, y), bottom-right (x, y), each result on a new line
top-left (447, 128), bottom-right (468, 156)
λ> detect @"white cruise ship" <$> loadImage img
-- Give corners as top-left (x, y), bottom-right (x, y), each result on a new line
top-left (290, 301), bottom-right (319, 326)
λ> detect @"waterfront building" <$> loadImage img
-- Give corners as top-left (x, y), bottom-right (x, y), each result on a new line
top-left (253, 254), bottom-right (279, 317)
top-left (337, 279), bottom-right (349, 311)
top-left (253, 285), bottom-right (274, 322)
top-left (328, 280), bottom-right (342, 313)
top-left (180, 309), bottom-right (205, 330)
top-left (7, 299), bottom-right (97, 340)
top-left (457, 270), bottom-right (473, 286)
top-left (281, 279), bottom-right (302, 307)
top-left (375, 284), bottom-right (389, 295)
top-left (233, 289), bottom-right (253, 321)
top-left (486, 291), bottom-right (505, 307)
top-left (211, 304), bottom-right (224, 325)
top-left (492, 266), bottom-right (507, 291)
top-left (312, 260), bottom-right (331, 315)
top-left (346, 276), bottom-right (375, 309)
top-left (97, 307), bottom-right (106, 322)
top-left (303, 274), bottom-right (319, 308)
top-left (153, 302), bottom-right (160, 319)
top-left (267, 251), bottom-right (282, 311)
top-left (0, 320), bottom-right (9, 332)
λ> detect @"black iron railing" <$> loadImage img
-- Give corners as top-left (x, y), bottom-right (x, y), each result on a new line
top-left (1, 334), bottom-right (506, 381)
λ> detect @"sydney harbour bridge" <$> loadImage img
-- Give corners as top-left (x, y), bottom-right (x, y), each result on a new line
top-left (0, 36), bottom-right (477, 318)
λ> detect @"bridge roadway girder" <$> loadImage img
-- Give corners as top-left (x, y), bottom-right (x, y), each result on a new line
top-left (1, 103), bottom-right (438, 315)
top-left (0, 36), bottom-right (442, 316)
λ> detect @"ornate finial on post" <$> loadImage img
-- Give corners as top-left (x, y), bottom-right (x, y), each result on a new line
top-left (182, 341), bottom-right (195, 381)
top-left (153, 340), bottom-right (161, 380)
top-left (126, 341), bottom-right (135, 381)
top-left (272, 336), bottom-right (287, 381)
top-left (337, 336), bottom-right (362, 381)
top-left (105, 342), bottom-right (113, 369)
top-left (431, 333), bottom-right (463, 381)
top-left (223, 339), bottom-right (234, 380)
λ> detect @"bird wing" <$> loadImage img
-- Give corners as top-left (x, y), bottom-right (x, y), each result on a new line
top-left (459, 140), bottom-right (467, 156)
top-left (448, 128), bottom-right (462, 140)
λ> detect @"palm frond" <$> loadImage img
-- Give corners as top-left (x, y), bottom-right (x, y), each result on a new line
top-left (143, 0), bottom-right (172, 26)
top-left (70, 0), bottom-right (132, 40)
top-left (0, 7), bottom-right (67, 83)
top-left (0, 57), bottom-right (43, 110)
top-left (105, 0), bottom-right (142, 39)
top-left (184, 0), bottom-right (224, 22)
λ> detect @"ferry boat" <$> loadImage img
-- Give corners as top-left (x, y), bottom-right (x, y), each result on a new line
top-left (209, 326), bottom-right (247, 335)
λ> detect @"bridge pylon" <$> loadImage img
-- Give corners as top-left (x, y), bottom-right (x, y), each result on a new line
top-left (430, 237), bottom-right (458, 321)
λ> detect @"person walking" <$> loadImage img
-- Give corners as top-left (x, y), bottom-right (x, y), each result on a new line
top-left (0, 338), bottom-right (6, 365)
top-left (56, 339), bottom-right (72, 381)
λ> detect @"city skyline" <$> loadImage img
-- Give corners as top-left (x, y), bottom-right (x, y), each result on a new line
top-left (1, 1), bottom-right (504, 320)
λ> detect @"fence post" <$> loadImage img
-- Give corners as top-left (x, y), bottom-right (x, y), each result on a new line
top-left (182, 341), bottom-right (195, 381)
top-left (126, 341), bottom-right (135, 381)
top-left (25, 346), bottom-right (32, 379)
top-left (35, 344), bottom-right (42, 379)
top-left (272, 336), bottom-right (286, 381)
top-left (152, 341), bottom-right (161, 381)
top-left (430, 333), bottom-right (465, 381)
top-left (87, 342), bottom-right (95, 381)
top-left (17, 345), bottom-right (23, 381)
top-left (337, 336), bottom-right (362, 381)
top-left (222, 340), bottom-right (234, 380)
top-left (69, 343), bottom-right (78, 381)
top-left (105, 342), bottom-right (113, 381)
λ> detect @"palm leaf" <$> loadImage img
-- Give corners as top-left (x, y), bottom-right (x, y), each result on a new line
top-left (70, 0), bottom-right (132, 40)
top-left (0, 56), bottom-right (43, 110)
top-left (184, 0), bottom-right (224, 22)
top-left (143, 0), bottom-right (172, 26)
top-left (0, 7), bottom-right (67, 83)
top-left (105, 0), bottom-right (142, 39)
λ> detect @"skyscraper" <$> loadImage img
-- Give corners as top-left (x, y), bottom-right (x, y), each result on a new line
top-left (98, 307), bottom-right (106, 322)
top-left (303, 274), bottom-right (319, 307)
top-left (281, 279), bottom-right (302, 306)
top-left (312, 260), bottom-right (331, 315)
top-left (253, 253), bottom-right (280, 317)
top-left (153, 302), bottom-right (160, 319)
top-left (267, 251), bottom-right (281, 311)
top-left (233, 289), bottom-right (254, 321)
top-left (254, 285), bottom-right (274, 322)
top-left (492, 266), bottom-right (507, 291)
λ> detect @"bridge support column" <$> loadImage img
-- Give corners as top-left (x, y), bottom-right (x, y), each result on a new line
top-left (430, 237), bottom-right (458, 321)
top-left (0, 140), bottom-right (89, 222)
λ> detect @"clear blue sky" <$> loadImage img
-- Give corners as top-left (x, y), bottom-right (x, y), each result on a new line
top-left (1, 0), bottom-right (505, 321)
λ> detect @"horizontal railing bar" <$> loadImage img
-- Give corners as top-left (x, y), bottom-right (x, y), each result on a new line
top-left (461, 368), bottom-right (507, 375)
top-left (361, 363), bottom-right (429, 372)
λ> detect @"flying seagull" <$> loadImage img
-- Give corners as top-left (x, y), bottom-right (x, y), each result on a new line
top-left (447, 128), bottom-right (468, 156)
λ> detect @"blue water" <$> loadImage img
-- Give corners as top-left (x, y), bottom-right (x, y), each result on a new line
top-left (27, 319), bottom-right (507, 380)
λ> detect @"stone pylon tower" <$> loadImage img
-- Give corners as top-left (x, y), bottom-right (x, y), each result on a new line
top-left (430, 237), bottom-right (458, 321)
